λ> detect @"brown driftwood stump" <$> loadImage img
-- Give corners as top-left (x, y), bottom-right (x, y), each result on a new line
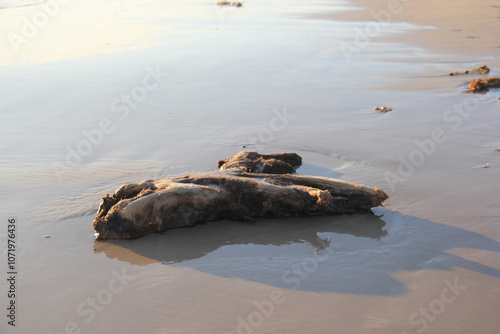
top-left (92, 152), bottom-right (388, 240)
top-left (218, 151), bottom-right (302, 174)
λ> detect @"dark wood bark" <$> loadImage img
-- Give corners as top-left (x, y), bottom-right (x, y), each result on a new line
top-left (218, 151), bottom-right (302, 174)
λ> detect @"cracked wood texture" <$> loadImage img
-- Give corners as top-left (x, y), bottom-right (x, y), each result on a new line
top-left (92, 152), bottom-right (388, 240)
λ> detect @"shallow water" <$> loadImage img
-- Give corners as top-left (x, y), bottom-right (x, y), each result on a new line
top-left (1, 0), bottom-right (500, 333)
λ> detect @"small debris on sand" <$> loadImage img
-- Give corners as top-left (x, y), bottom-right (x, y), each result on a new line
top-left (374, 106), bottom-right (392, 112)
top-left (449, 65), bottom-right (489, 76)
top-left (495, 147), bottom-right (500, 152)
top-left (465, 77), bottom-right (500, 93)
top-left (43, 235), bottom-right (51, 238)
top-left (482, 163), bottom-right (490, 168)
top-left (216, 1), bottom-right (242, 6)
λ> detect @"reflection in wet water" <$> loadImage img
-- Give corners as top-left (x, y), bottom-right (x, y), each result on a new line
top-left (94, 209), bottom-right (500, 295)
top-left (95, 213), bottom-right (387, 263)
top-left (0, 0), bottom-right (203, 64)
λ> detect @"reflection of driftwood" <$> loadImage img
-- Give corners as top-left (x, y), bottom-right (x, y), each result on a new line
top-left (465, 77), bottom-right (500, 93)
top-left (93, 152), bottom-right (388, 240)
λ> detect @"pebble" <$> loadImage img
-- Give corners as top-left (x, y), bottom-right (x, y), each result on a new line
top-left (374, 106), bottom-right (392, 112)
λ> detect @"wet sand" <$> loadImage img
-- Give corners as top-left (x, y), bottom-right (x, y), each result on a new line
top-left (310, 0), bottom-right (500, 57)
top-left (1, 0), bottom-right (499, 333)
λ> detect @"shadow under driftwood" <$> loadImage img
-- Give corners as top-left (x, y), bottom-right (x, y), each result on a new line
top-left (94, 213), bottom-right (388, 264)
top-left (94, 208), bottom-right (500, 295)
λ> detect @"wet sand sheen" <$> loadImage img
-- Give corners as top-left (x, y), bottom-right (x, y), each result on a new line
top-left (1, 0), bottom-right (499, 333)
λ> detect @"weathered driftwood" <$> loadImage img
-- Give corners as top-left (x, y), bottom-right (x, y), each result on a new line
top-left (92, 152), bottom-right (388, 240)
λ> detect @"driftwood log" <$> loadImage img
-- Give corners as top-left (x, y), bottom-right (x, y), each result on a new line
top-left (92, 152), bottom-right (388, 240)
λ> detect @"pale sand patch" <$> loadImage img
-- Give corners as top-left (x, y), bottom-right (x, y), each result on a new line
top-left (312, 0), bottom-right (500, 57)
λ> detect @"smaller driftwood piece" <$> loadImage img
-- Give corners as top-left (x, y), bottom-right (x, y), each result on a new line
top-left (93, 151), bottom-right (388, 240)
top-left (465, 77), bottom-right (500, 93)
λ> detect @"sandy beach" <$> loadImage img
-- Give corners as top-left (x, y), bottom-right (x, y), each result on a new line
top-left (311, 0), bottom-right (500, 56)
top-left (1, 0), bottom-right (499, 333)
